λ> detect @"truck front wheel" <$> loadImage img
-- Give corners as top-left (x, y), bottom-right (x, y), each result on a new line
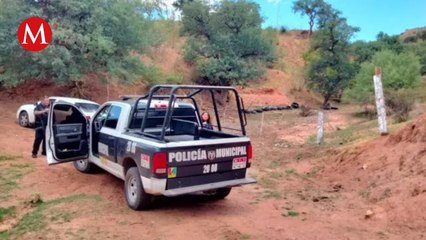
top-left (125, 167), bottom-right (154, 210)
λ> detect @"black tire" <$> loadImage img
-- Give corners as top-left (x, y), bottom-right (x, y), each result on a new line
top-left (262, 106), bottom-right (270, 111)
top-left (291, 102), bottom-right (300, 109)
top-left (206, 187), bottom-right (232, 200)
top-left (125, 167), bottom-right (154, 210)
top-left (19, 111), bottom-right (30, 127)
top-left (73, 159), bottom-right (94, 173)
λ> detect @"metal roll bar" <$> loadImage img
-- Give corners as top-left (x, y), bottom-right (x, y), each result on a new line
top-left (128, 85), bottom-right (247, 141)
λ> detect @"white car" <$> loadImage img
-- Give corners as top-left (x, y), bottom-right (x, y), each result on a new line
top-left (16, 96), bottom-right (100, 127)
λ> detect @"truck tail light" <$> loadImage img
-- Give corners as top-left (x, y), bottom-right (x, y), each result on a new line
top-left (154, 103), bottom-right (168, 109)
top-left (152, 152), bottom-right (167, 175)
top-left (247, 144), bottom-right (253, 164)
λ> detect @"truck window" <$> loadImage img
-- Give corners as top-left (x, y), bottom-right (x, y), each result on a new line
top-left (129, 106), bottom-right (197, 129)
top-left (93, 105), bottom-right (111, 130)
top-left (104, 105), bottom-right (122, 129)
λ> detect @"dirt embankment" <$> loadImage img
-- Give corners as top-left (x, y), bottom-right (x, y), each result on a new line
top-left (239, 31), bottom-right (322, 107)
top-left (0, 75), bottom-right (148, 104)
top-left (324, 114), bottom-right (426, 231)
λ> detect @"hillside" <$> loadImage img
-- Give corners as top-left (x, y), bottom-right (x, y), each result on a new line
top-left (239, 31), bottom-right (320, 107)
top-left (400, 26), bottom-right (426, 42)
top-left (135, 30), bottom-right (315, 107)
top-left (0, 30), bottom-right (315, 106)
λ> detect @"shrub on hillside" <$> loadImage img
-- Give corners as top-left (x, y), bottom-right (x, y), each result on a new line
top-left (417, 30), bottom-right (426, 41)
top-left (141, 65), bottom-right (183, 87)
top-left (263, 27), bottom-right (280, 47)
top-left (346, 50), bottom-right (421, 105)
top-left (403, 36), bottom-right (418, 43)
top-left (408, 41), bottom-right (426, 75)
top-left (385, 90), bottom-right (415, 123)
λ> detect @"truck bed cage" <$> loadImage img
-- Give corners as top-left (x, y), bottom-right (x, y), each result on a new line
top-left (128, 85), bottom-right (247, 141)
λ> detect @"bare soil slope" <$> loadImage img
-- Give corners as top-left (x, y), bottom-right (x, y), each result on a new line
top-left (240, 31), bottom-right (320, 107)
top-left (325, 114), bottom-right (426, 232)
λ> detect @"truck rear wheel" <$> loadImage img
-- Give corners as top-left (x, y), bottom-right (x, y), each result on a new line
top-left (125, 167), bottom-right (154, 210)
top-left (73, 159), bottom-right (93, 173)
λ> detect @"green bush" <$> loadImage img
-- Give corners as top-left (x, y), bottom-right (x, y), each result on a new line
top-left (197, 56), bottom-right (263, 86)
top-left (404, 36), bottom-right (418, 43)
top-left (142, 65), bottom-right (183, 87)
top-left (385, 90), bottom-right (415, 123)
top-left (262, 27), bottom-right (279, 47)
top-left (350, 33), bottom-right (405, 66)
top-left (407, 41), bottom-right (426, 75)
top-left (346, 50), bottom-right (421, 104)
top-left (416, 30), bottom-right (426, 41)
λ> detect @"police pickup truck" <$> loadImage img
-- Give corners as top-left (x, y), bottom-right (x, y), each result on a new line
top-left (45, 85), bottom-right (255, 210)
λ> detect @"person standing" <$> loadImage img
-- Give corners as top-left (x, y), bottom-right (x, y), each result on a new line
top-left (32, 96), bottom-right (50, 158)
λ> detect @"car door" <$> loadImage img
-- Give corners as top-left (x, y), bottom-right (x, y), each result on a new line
top-left (98, 105), bottom-right (122, 163)
top-left (45, 101), bottom-right (88, 165)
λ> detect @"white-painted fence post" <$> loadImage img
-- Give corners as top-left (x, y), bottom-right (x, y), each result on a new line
top-left (316, 111), bottom-right (324, 145)
top-left (373, 67), bottom-right (388, 135)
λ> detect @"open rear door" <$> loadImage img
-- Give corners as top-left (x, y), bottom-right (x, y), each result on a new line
top-left (46, 102), bottom-right (89, 165)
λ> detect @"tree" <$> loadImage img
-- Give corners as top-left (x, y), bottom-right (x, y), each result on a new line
top-left (0, 0), bottom-right (159, 88)
top-left (346, 50), bottom-right (421, 104)
top-left (173, 0), bottom-right (194, 10)
top-left (407, 40), bottom-right (426, 75)
top-left (305, 7), bottom-right (359, 107)
top-left (181, 0), bottom-right (275, 86)
top-left (376, 32), bottom-right (404, 53)
top-left (350, 40), bottom-right (382, 65)
top-left (350, 32), bottom-right (406, 71)
top-left (292, 0), bottom-right (330, 36)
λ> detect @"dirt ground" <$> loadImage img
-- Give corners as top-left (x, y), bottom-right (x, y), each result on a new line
top-left (1, 99), bottom-right (425, 240)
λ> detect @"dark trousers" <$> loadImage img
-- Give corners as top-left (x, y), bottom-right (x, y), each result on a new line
top-left (32, 127), bottom-right (46, 155)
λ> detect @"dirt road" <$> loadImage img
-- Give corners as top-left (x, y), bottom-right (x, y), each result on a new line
top-left (0, 101), bottom-right (424, 240)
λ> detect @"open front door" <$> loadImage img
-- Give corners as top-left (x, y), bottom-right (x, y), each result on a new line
top-left (46, 102), bottom-right (89, 165)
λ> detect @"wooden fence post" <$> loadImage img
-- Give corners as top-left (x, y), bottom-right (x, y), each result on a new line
top-left (373, 67), bottom-right (388, 135)
top-left (316, 111), bottom-right (324, 145)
